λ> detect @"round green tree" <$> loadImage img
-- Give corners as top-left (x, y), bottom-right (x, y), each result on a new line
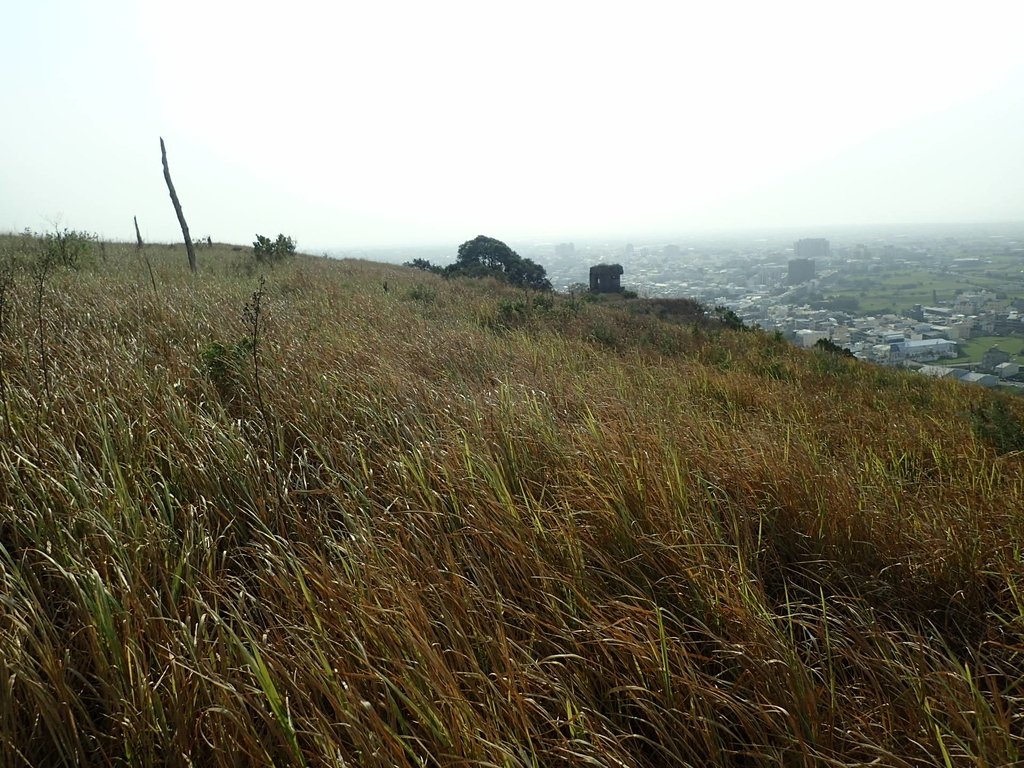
top-left (446, 235), bottom-right (552, 291)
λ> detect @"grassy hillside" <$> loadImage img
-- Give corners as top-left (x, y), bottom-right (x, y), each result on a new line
top-left (0, 233), bottom-right (1023, 766)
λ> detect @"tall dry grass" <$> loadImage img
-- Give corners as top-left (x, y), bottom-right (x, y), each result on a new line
top-left (0, 234), bottom-right (1021, 766)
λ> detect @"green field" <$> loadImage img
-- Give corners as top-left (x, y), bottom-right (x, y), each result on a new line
top-left (826, 264), bottom-right (1024, 314)
top-left (826, 272), bottom-right (963, 313)
top-left (955, 334), bottom-right (1024, 363)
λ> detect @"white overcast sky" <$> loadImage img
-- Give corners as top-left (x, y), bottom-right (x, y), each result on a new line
top-left (2, 1), bottom-right (1023, 248)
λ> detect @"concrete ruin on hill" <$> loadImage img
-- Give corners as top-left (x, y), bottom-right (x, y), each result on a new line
top-left (589, 264), bottom-right (624, 293)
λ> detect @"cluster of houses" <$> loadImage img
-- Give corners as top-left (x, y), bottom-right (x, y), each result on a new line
top-left (576, 252), bottom-right (1024, 389)
top-left (916, 347), bottom-right (1020, 388)
top-left (784, 311), bottom-right (1024, 387)
top-left (762, 289), bottom-right (1024, 384)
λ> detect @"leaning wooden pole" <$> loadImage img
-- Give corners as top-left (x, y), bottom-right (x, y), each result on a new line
top-left (133, 216), bottom-right (144, 250)
top-left (159, 137), bottom-right (197, 273)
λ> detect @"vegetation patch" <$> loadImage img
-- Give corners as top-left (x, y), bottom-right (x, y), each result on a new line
top-left (253, 233), bottom-right (296, 264)
top-left (0, 231), bottom-right (1021, 766)
top-left (201, 338), bottom-right (253, 402)
top-left (971, 397), bottom-right (1024, 454)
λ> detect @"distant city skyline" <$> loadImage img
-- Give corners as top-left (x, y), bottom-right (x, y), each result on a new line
top-left (2, 1), bottom-right (1023, 249)
top-left (338, 220), bottom-right (1024, 258)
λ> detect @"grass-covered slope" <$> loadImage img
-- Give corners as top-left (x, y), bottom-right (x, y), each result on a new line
top-left (0, 236), bottom-right (1022, 766)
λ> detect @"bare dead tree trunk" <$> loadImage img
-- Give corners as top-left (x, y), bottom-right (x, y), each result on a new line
top-left (159, 137), bottom-right (197, 273)
top-left (133, 215), bottom-right (144, 250)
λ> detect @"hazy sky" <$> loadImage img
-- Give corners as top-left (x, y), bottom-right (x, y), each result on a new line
top-left (3, 1), bottom-right (1023, 248)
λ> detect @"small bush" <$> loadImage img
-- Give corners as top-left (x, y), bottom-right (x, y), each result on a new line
top-left (489, 299), bottom-right (529, 330)
top-left (531, 293), bottom-right (554, 312)
top-left (253, 233), bottom-right (296, 264)
top-left (46, 227), bottom-right (97, 269)
top-left (201, 338), bottom-right (254, 402)
top-left (712, 305), bottom-right (747, 331)
top-left (404, 258), bottom-right (444, 275)
top-left (14, 227), bottom-right (97, 271)
top-left (406, 284), bottom-right (437, 304)
top-left (814, 337), bottom-right (855, 358)
top-left (588, 322), bottom-right (618, 348)
top-left (971, 398), bottom-right (1024, 455)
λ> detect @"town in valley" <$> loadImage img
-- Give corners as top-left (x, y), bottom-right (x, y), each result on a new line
top-left (351, 222), bottom-right (1024, 388)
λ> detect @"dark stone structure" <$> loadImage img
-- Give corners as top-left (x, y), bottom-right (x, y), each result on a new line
top-left (589, 263), bottom-right (624, 293)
